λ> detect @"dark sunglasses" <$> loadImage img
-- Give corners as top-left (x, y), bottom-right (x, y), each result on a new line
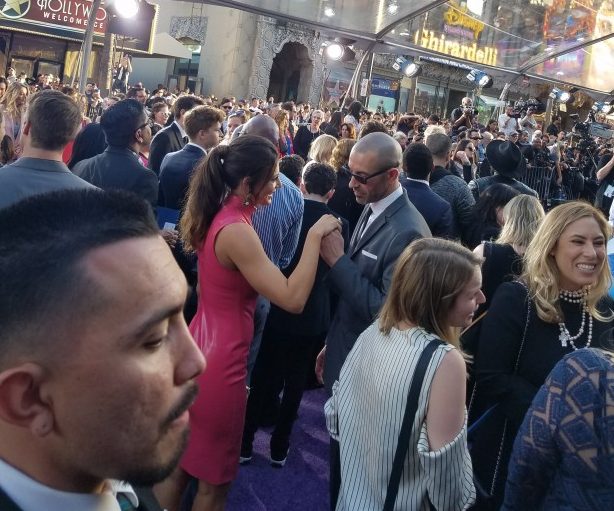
top-left (221, 105), bottom-right (233, 110)
top-left (347, 166), bottom-right (391, 184)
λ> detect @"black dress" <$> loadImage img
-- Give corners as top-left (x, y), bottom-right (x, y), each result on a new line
top-left (462, 243), bottom-right (522, 356)
top-left (293, 125), bottom-right (323, 160)
top-left (470, 281), bottom-right (614, 508)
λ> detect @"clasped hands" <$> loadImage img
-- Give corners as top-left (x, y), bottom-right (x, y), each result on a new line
top-left (311, 214), bottom-right (345, 267)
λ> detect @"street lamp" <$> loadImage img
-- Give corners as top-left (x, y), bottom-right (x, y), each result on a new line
top-left (114, 0), bottom-right (140, 18)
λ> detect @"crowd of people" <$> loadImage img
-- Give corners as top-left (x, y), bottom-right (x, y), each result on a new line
top-left (0, 72), bottom-right (612, 511)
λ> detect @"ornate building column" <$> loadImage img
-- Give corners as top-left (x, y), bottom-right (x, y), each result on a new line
top-left (248, 16), bottom-right (324, 104)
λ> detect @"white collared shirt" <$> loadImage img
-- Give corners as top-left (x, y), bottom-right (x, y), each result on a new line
top-left (0, 457), bottom-right (139, 511)
top-left (363, 184), bottom-right (403, 233)
top-left (173, 120), bottom-right (187, 140)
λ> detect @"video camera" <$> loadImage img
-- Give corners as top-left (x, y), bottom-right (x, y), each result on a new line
top-left (461, 106), bottom-right (478, 116)
top-left (509, 98), bottom-right (545, 119)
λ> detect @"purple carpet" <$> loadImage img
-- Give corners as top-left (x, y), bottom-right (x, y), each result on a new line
top-left (227, 388), bottom-right (330, 510)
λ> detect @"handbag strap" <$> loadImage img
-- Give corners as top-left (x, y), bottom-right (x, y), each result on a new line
top-left (383, 339), bottom-right (443, 511)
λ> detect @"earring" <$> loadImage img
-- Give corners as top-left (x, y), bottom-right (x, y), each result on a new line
top-left (243, 193), bottom-right (253, 206)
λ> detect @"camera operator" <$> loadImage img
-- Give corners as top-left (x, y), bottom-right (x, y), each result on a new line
top-left (519, 107), bottom-right (538, 140)
top-left (595, 145), bottom-right (614, 214)
top-left (450, 97), bottom-right (477, 136)
top-left (498, 104), bottom-right (520, 136)
top-left (546, 115), bottom-right (562, 137)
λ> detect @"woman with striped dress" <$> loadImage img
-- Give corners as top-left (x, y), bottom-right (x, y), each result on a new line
top-left (326, 238), bottom-right (480, 510)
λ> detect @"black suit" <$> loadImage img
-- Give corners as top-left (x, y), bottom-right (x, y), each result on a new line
top-left (149, 122), bottom-right (185, 176)
top-left (0, 484), bottom-right (163, 511)
top-left (159, 143), bottom-right (206, 210)
top-left (73, 146), bottom-right (158, 206)
top-left (401, 178), bottom-right (454, 238)
top-left (242, 200), bottom-right (349, 457)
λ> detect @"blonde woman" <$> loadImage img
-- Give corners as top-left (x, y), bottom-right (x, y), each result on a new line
top-left (473, 194), bottom-right (545, 310)
top-left (327, 238), bottom-right (480, 510)
top-left (472, 201), bottom-right (614, 507)
top-left (327, 138), bottom-right (362, 234)
top-left (0, 82), bottom-right (28, 160)
top-left (307, 133), bottom-right (337, 164)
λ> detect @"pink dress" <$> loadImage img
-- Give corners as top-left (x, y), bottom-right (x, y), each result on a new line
top-left (181, 195), bottom-right (258, 484)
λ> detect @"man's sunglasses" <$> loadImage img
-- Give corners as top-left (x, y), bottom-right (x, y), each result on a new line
top-left (347, 166), bottom-right (391, 184)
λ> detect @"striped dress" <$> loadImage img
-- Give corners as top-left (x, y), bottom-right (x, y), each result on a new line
top-left (325, 323), bottom-right (475, 511)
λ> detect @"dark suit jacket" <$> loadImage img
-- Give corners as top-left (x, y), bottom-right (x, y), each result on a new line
top-left (159, 143), bottom-right (206, 210)
top-left (0, 484), bottom-right (163, 511)
top-left (266, 200), bottom-right (349, 337)
top-left (149, 122), bottom-right (185, 176)
top-left (401, 178), bottom-right (454, 238)
top-left (323, 190), bottom-right (431, 392)
top-left (73, 146), bottom-right (158, 206)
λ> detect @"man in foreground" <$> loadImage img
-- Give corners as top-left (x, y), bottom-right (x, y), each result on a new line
top-left (0, 188), bottom-right (205, 510)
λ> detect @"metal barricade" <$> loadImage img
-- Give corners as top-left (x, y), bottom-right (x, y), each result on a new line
top-left (520, 165), bottom-right (554, 201)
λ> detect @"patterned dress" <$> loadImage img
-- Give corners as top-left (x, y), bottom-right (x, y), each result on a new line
top-left (503, 348), bottom-right (614, 510)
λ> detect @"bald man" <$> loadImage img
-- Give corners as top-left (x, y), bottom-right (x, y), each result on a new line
top-left (317, 132), bottom-right (431, 507)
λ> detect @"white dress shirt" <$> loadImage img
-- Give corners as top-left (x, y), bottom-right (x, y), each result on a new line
top-left (0, 457), bottom-right (139, 511)
top-left (363, 184), bottom-right (403, 234)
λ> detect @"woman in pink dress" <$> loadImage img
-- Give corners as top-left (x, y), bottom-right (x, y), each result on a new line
top-left (155, 135), bottom-right (341, 511)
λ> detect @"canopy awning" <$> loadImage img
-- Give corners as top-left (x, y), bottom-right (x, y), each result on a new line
top-left (151, 32), bottom-right (192, 59)
top-left (193, 0), bottom-right (614, 95)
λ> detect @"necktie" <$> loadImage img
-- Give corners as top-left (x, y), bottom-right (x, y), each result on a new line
top-left (182, 135), bottom-right (189, 145)
top-left (352, 207), bottom-right (372, 248)
top-left (116, 493), bottom-right (138, 510)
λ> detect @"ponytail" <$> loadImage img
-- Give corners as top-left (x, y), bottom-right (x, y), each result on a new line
top-left (180, 135), bottom-right (278, 252)
top-left (181, 144), bottom-right (230, 251)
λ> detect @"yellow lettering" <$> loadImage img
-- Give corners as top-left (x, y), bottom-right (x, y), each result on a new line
top-left (412, 29), bottom-right (497, 66)
top-left (451, 43), bottom-right (460, 57)
top-left (476, 49), bottom-right (484, 63)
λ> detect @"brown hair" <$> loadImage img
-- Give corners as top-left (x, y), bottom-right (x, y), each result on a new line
top-left (330, 138), bottom-right (355, 171)
top-left (183, 105), bottom-right (225, 140)
top-left (180, 135), bottom-right (279, 251)
top-left (27, 90), bottom-right (82, 150)
top-left (379, 238), bottom-right (482, 348)
top-left (340, 122), bottom-right (356, 139)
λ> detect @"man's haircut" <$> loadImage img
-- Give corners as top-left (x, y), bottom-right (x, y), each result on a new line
top-left (173, 95), bottom-right (205, 119)
top-left (281, 101), bottom-right (295, 112)
top-left (0, 189), bottom-right (159, 367)
top-left (353, 132), bottom-right (402, 169)
top-left (279, 154), bottom-right (305, 186)
top-left (184, 106), bottom-right (225, 139)
top-left (101, 98), bottom-right (145, 147)
top-left (428, 114), bottom-right (440, 123)
top-left (303, 162), bottom-right (337, 196)
top-left (358, 120), bottom-right (388, 139)
top-left (27, 90), bottom-right (82, 150)
top-left (403, 143), bottom-right (433, 180)
top-left (425, 132), bottom-right (452, 159)
top-left (126, 87), bottom-right (145, 98)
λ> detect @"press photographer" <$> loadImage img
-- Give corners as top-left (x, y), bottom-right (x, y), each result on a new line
top-left (450, 97), bottom-right (478, 136)
top-left (498, 103), bottom-right (520, 136)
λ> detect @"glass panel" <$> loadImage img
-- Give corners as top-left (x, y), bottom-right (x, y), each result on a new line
top-left (10, 58), bottom-right (34, 78)
top-left (384, 0), bottom-right (614, 77)
top-left (526, 39), bottom-right (614, 92)
top-left (11, 33), bottom-right (66, 61)
top-left (202, 0), bottom-right (441, 36)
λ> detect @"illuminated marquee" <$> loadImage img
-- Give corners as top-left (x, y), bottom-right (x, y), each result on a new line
top-left (443, 4), bottom-right (485, 38)
top-left (414, 29), bottom-right (498, 67)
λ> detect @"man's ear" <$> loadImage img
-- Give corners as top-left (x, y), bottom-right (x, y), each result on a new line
top-left (299, 181), bottom-right (307, 194)
top-left (0, 364), bottom-right (54, 437)
top-left (21, 121), bottom-right (32, 136)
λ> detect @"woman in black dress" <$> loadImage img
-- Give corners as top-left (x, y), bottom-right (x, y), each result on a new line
top-left (293, 109), bottom-right (324, 160)
top-left (471, 201), bottom-right (613, 508)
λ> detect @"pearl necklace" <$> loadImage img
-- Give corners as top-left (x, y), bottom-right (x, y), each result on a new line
top-left (558, 288), bottom-right (592, 350)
